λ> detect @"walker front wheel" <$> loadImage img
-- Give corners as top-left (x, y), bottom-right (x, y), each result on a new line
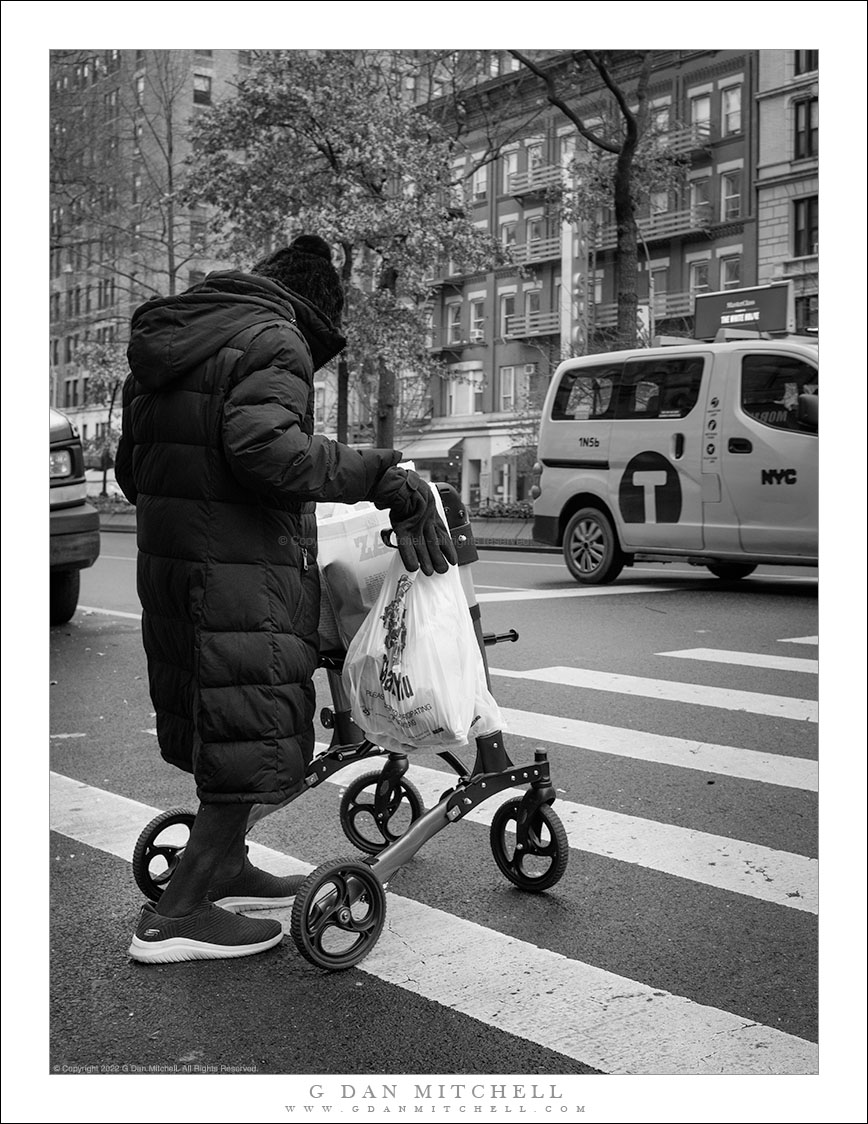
top-left (339, 771), bottom-right (425, 854)
top-left (489, 798), bottom-right (568, 892)
top-left (131, 808), bottom-right (196, 901)
top-left (290, 857), bottom-right (386, 971)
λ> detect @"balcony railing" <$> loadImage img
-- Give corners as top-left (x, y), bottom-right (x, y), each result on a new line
top-left (507, 164), bottom-right (564, 196)
top-left (509, 236), bottom-right (561, 264)
top-left (596, 206), bottom-right (711, 250)
top-left (662, 121), bottom-right (715, 155)
top-left (505, 311), bottom-right (560, 338)
top-left (593, 290), bottom-right (695, 328)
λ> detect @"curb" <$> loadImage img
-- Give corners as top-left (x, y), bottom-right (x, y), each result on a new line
top-left (98, 514), bottom-right (557, 553)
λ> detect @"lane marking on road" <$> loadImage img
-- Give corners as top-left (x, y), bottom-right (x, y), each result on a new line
top-left (49, 733), bottom-right (87, 740)
top-left (49, 771), bottom-right (818, 1076)
top-left (779, 635), bottom-right (819, 646)
top-left (306, 668), bottom-right (817, 791)
top-left (477, 585), bottom-right (687, 603)
top-left (490, 666), bottom-right (818, 722)
top-left (496, 709), bottom-right (817, 791)
top-left (78, 605), bottom-right (142, 620)
top-left (326, 756), bottom-right (817, 913)
top-left (659, 648), bottom-right (818, 674)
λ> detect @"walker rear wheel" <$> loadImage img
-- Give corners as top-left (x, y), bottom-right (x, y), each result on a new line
top-left (131, 808), bottom-right (196, 901)
top-left (339, 771), bottom-right (425, 854)
top-left (290, 857), bottom-right (386, 971)
top-left (489, 798), bottom-right (568, 892)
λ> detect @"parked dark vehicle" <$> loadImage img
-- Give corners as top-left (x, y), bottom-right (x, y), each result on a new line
top-left (50, 408), bottom-right (100, 624)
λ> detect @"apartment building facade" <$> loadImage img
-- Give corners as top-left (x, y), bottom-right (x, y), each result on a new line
top-left (49, 49), bottom-right (246, 447)
top-left (409, 50), bottom-right (771, 506)
top-left (754, 50), bottom-right (819, 333)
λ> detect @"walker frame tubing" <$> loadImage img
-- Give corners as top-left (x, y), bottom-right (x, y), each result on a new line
top-left (367, 745), bottom-right (557, 885)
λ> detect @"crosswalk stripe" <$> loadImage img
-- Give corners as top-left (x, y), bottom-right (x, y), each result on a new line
top-left (495, 708), bottom-right (816, 791)
top-left (659, 648), bottom-right (818, 674)
top-left (48, 771), bottom-right (818, 1076)
top-left (477, 585), bottom-right (687, 602)
top-left (328, 757), bottom-right (817, 913)
top-left (779, 635), bottom-right (819, 646)
top-left (490, 666), bottom-right (818, 722)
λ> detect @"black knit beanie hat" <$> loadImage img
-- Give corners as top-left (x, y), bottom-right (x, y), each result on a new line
top-left (252, 235), bottom-right (344, 327)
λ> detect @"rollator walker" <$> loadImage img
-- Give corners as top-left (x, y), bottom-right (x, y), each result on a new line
top-left (132, 484), bottom-right (568, 970)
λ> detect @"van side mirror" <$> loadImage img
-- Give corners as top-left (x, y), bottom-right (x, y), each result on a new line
top-left (797, 393), bottom-right (818, 431)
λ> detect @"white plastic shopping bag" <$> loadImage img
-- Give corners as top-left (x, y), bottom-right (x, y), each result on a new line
top-left (342, 485), bottom-right (502, 754)
top-left (316, 501), bottom-right (394, 648)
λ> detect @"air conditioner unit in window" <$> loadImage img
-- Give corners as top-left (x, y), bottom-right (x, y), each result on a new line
top-left (470, 330), bottom-right (485, 341)
top-left (523, 364), bottom-right (537, 376)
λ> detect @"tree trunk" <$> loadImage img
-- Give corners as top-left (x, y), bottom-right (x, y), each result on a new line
top-left (613, 145), bottom-right (639, 348)
top-left (337, 355), bottom-right (349, 444)
top-left (376, 356), bottom-right (396, 450)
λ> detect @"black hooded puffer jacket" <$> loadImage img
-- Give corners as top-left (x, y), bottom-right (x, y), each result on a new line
top-left (115, 271), bottom-right (401, 805)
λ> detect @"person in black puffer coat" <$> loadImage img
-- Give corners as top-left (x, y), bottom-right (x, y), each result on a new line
top-left (117, 235), bottom-right (456, 964)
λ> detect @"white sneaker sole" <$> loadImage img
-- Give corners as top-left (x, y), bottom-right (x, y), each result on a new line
top-left (129, 930), bottom-right (283, 964)
top-left (210, 894), bottom-right (298, 912)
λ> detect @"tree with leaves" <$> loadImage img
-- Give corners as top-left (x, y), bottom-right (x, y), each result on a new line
top-left (187, 49), bottom-right (509, 448)
top-left (50, 49), bottom-right (218, 308)
top-left (74, 338), bottom-right (128, 494)
top-left (510, 50), bottom-right (688, 348)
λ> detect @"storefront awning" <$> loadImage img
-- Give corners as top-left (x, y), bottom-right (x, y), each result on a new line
top-left (399, 436), bottom-right (463, 462)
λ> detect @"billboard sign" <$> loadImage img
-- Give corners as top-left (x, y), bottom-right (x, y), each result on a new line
top-left (694, 283), bottom-right (794, 339)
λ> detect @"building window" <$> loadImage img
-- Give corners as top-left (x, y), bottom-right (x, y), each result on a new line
top-left (238, 50), bottom-right (253, 67)
top-left (721, 86), bottom-right (742, 135)
top-left (132, 172), bottom-right (142, 204)
top-left (793, 195), bottom-right (818, 257)
top-left (690, 93), bottom-right (710, 126)
top-left (526, 142), bottom-right (543, 171)
top-left (720, 256), bottom-right (742, 290)
top-left (720, 170), bottom-right (742, 221)
top-left (190, 219), bottom-right (207, 250)
top-left (473, 371), bottom-right (484, 413)
top-left (794, 98), bottom-right (818, 159)
top-left (794, 51), bottom-right (818, 75)
top-left (314, 385), bottom-right (326, 427)
top-left (501, 150), bottom-right (518, 193)
top-left (500, 293), bottom-right (515, 337)
top-left (500, 366), bottom-right (516, 411)
top-left (500, 221), bottom-right (517, 247)
top-left (652, 105), bottom-right (670, 138)
top-left (526, 216), bottom-right (545, 244)
top-left (470, 300), bottom-right (485, 341)
top-left (471, 164), bottom-right (487, 202)
top-left (446, 303), bottom-right (462, 344)
top-left (526, 290), bottom-right (541, 317)
top-left (689, 260), bottom-right (710, 295)
top-left (795, 294), bottom-right (818, 333)
top-left (104, 89), bottom-right (119, 120)
top-left (690, 178), bottom-right (711, 222)
top-left (135, 75), bottom-right (145, 106)
top-left (193, 74), bottom-right (212, 106)
top-left (650, 190), bottom-right (669, 216)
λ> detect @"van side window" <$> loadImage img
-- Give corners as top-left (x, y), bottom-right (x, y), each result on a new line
top-left (741, 355), bottom-right (819, 431)
top-left (551, 363), bottom-right (621, 420)
top-left (617, 357), bottom-right (704, 419)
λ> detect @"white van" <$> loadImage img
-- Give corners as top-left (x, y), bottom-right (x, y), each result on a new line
top-left (531, 339), bottom-right (818, 583)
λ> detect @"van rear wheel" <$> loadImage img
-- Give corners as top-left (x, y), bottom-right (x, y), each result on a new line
top-left (706, 563), bottom-right (757, 581)
top-left (50, 570), bottom-right (80, 625)
top-left (563, 508), bottom-right (625, 584)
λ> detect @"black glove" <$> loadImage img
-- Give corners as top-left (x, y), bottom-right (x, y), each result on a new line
top-left (373, 467), bottom-right (457, 576)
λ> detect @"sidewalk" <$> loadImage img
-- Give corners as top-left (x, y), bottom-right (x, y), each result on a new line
top-left (98, 510), bottom-right (554, 551)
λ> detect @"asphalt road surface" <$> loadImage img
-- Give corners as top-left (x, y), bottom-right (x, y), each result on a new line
top-left (27, 535), bottom-right (861, 1122)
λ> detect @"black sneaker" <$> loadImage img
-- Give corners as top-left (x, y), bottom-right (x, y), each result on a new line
top-left (207, 857), bottom-right (305, 911)
top-left (129, 901), bottom-right (283, 964)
